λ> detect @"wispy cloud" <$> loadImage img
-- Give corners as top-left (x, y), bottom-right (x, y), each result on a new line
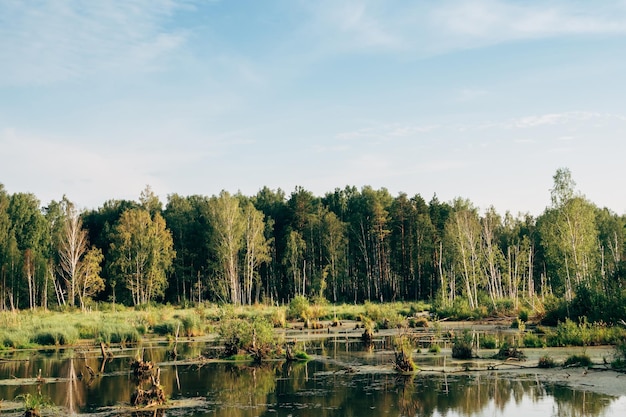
top-left (0, 0), bottom-right (194, 85)
top-left (300, 0), bottom-right (626, 57)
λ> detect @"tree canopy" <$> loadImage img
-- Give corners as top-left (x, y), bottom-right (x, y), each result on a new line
top-left (0, 168), bottom-right (624, 321)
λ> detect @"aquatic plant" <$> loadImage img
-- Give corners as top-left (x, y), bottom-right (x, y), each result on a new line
top-left (538, 355), bottom-right (557, 368)
top-left (564, 353), bottom-right (592, 367)
top-left (15, 393), bottom-right (51, 417)
top-left (180, 314), bottom-right (203, 337)
top-left (480, 334), bottom-right (497, 349)
top-left (408, 316), bottom-right (429, 328)
top-left (452, 330), bottom-right (474, 359)
top-left (522, 333), bottom-right (544, 348)
top-left (428, 344), bottom-right (441, 354)
top-left (492, 344), bottom-right (526, 361)
top-left (218, 317), bottom-right (277, 361)
top-left (393, 335), bottom-right (417, 373)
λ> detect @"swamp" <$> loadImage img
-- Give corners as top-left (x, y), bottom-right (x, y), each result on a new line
top-left (1, 313), bottom-right (625, 417)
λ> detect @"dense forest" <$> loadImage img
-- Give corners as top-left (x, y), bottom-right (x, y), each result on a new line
top-left (0, 168), bottom-right (624, 321)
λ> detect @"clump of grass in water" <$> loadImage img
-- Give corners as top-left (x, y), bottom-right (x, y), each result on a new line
top-left (564, 353), bottom-right (592, 367)
top-left (538, 355), bottom-right (557, 368)
top-left (16, 393), bottom-right (51, 417)
top-left (393, 335), bottom-right (417, 373)
top-left (452, 330), bottom-right (474, 359)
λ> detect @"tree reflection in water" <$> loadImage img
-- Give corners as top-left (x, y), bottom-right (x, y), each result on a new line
top-left (0, 348), bottom-right (623, 417)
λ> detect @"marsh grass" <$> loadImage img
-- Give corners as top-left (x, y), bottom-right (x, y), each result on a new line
top-left (545, 318), bottom-right (625, 347)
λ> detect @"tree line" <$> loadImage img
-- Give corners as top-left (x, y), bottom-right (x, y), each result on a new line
top-left (0, 168), bottom-right (624, 314)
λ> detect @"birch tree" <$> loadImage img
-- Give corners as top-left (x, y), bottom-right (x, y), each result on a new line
top-left (242, 201), bottom-right (270, 305)
top-left (445, 199), bottom-right (481, 309)
top-left (110, 208), bottom-right (175, 305)
top-left (76, 247), bottom-right (104, 310)
top-left (58, 200), bottom-right (88, 307)
top-left (209, 191), bottom-right (244, 304)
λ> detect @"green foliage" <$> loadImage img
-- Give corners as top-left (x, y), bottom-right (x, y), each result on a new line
top-left (364, 302), bottom-right (405, 329)
top-left (538, 355), bottom-right (557, 368)
top-left (393, 335), bottom-right (417, 373)
top-left (32, 325), bottom-right (79, 346)
top-left (218, 317), bottom-right (277, 358)
top-left (480, 335), bottom-right (497, 349)
top-left (488, 299), bottom-right (515, 316)
top-left (545, 317), bottom-right (624, 347)
top-left (492, 343), bottom-right (526, 360)
top-left (452, 330), bottom-right (474, 359)
top-left (428, 344), bottom-right (441, 354)
top-left (611, 339), bottom-right (626, 370)
top-left (270, 308), bottom-right (286, 328)
top-left (152, 320), bottom-right (179, 336)
top-left (522, 333), bottom-right (544, 348)
top-left (511, 318), bottom-right (525, 331)
top-left (16, 393), bottom-right (51, 413)
top-left (434, 297), bottom-right (486, 321)
top-left (564, 354), bottom-right (592, 367)
top-left (408, 316), bottom-right (429, 328)
top-left (287, 295), bottom-right (310, 320)
top-left (180, 314), bottom-right (203, 337)
top-left (518, 309), bottom-right (529, 323)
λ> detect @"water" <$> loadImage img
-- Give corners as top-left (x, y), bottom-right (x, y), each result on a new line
top-left (0, 340), bottom-right (624, 417)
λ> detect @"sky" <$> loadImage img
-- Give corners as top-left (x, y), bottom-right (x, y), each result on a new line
top-left (1, 0), bottom-right (626, 216)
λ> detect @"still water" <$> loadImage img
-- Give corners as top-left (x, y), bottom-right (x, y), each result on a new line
top-left (0, 341), bottom-right (624, 417)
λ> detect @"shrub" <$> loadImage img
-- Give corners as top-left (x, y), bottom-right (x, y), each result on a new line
top-left (153, 320), bottom-right (179, 336)
top-left (33, 326), bottom-right (79, 346)
top-left (493, 344), bottom-right (526, 360)
top-left (393, 335), bottom-right (417, 373)
top-left (511, 318), bottom-right (525, 331)
top-left (408, 317), bottom-right (429, 328)
top-left (522, 333), bottom-right (544, 348)
top-left (518, 309), bottom-right (529, 323)
top-left (270, 308), bottom-right (286, 328)
top-left (181, 314), bottom-right (203, 337)
top-left (218, 317), bottom-right (277, 360)
top-left (428, 344), bottom-right (441, 354)
top-left (538, 355), bottom-right (557, 368)
top-left (612, 340), bottom-right (626, 369)
top-left (480, 335), bottom-right (497, 349)
top-left (452, 330), bottom-right (474, 359)
top-left (564, 354), bottom-right (592, 367)
top-left (287, 296), bottom-right (310, 320)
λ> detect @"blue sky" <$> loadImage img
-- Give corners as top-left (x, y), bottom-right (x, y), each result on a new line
top-left (1, 0), bottom-right (626, 215)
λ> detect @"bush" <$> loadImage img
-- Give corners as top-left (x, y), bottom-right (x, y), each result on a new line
top-left (408, 317), bottom-right (429, 328)
top-left (153, 320), bottom-right (179, 336)
top-left (393, 335), bottom-right (417, 373)
top-left (538, 355), bottom-right (557, 368)
top-left (564, 354), bottom-right (592, 367)
top-left (611, 339), bottom-right (626, 370)
top-left (181, 314), bottom-right (203, 337)
top-left (522, 333), bottom-right (544, 348)
top-left (511, 318), bottom-right (525, 331)
top-left (270, 308), bottom-right (286, 328)
top-left (218, 317), bottom-right (277, 360)
top-left (287, 296), bottom-right (310, 320)
top-left (32, 326), bottom-right (79, 346)
top-left (493, 344), bottom-right (526, 360)
top-left (452, 330), bottom-right (474, 359)
top-left (480, 335), bottom-right (497, 349)
top-left (428, 344), bottom-right (441, 354)
top-left (518, 309), bottom-right (529, 323)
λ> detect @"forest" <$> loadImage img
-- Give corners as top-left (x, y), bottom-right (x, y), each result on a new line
top-left (0, 168), bottom-right (624, 323)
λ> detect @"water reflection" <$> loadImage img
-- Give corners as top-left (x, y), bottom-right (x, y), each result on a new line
top-left (0, 345), bottom-right (623, 417)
